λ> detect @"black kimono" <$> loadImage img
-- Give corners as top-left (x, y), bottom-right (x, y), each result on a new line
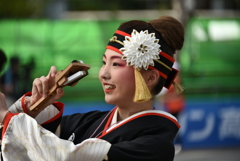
top-left (2, 94), bottom-right (180, 161)
top-left (45, 106), bottom-right (180, 161)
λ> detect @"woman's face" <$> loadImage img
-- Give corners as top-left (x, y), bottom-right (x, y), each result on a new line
top-left (99, 49), bottom-right (135, 106)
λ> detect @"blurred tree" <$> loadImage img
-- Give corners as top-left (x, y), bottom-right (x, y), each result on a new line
top-left (0, 0), bottom-right (45, 19)
top-left (1, 0), bottom-right (239, 19)
top-left (67, 0), bottom-right (172, 11)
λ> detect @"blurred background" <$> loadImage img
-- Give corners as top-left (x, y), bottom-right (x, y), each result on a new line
top-left (0, 0), bottom-right (240, 160)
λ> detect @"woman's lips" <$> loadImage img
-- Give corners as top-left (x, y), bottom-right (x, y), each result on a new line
top-left (103, 84), bottom-right (116, 93)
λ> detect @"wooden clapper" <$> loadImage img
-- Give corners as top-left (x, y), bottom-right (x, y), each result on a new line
top-left (29, 60), bottom-right (90, 111)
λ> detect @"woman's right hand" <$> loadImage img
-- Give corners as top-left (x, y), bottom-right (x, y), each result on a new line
top-left (27, 66), bottom-right (64, 117)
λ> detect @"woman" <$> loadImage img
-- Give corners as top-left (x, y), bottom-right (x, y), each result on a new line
top-left (0, 15), bottom-right (184, 161)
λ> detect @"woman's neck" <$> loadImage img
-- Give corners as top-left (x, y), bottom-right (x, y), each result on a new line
top-left (116, 100), bottom-right (154, 121)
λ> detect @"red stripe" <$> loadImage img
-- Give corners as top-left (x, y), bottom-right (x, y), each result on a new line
top-left (21, 92), bottom-right (32, 114)
top-left (98, 112), bottom-right (180, 139)
top-left (115, 30), bottom-right (131, 37)
top-left (148, 66), bottom-right (167, 79)
top-left (100, 107), bottom-right (118, 136)
top-left (106, 45), bottom-right (123, 55)
top-left (160, 52), bottom-right (175, 63)
top-left (2, 112), bottom-right (18, 139)
top-left (159, 71), bottom-right (167, 79)
top-left (41, 101), bottom-right (64, 125)
top-left (21, 92), bottom-right (64, 125)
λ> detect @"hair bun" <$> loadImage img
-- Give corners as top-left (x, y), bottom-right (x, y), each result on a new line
top-left (148, 16), bottom-right (184, 53)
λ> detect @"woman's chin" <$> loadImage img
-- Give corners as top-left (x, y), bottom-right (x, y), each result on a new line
top-left (105, 99), bottom-right (114, 105)
top-left (104, 96), bottom-right (117, 105)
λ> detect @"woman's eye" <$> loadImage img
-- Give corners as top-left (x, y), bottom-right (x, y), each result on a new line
top-left (102, 61), bottom-right (106, 65)
top-left (113, 62), bottom-right (122, 66)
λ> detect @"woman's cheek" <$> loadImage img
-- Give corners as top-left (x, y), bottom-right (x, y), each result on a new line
top-left (122, 72), bottom-right (135, 86)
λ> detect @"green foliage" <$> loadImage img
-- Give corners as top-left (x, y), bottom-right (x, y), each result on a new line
top-left (180, 17), bottom-right (240, 96)
top-left (0, 19), bottom-right (123, 101)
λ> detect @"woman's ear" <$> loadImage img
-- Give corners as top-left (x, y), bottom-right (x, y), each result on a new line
top-left (141, 69), bottom-right (160, 86)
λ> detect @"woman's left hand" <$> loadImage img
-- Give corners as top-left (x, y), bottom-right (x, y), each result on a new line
top-left (0, 92), bottom-right (9, 122)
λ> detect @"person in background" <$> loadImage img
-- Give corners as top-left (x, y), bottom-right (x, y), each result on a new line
top-left (0, 15), bottom-right (185, 161)
top-left (157, 60), bottom-right (185, 154)
top-left (0, 56), bottom-right (21, 106)
top-left (157, 61), bottom-right (185, 118)
top-left (0, 49), bottom-right (7, 73)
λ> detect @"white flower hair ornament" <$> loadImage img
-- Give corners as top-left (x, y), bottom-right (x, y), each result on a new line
top-left (117, 29), bottom-right (162, 102)
top-left (120, 29), bottom-right (161, 70)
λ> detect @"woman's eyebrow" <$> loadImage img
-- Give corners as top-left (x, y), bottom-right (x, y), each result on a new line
top-left (103, 54), bottom-right (122, 60)
top-left (110, 56), bottom-right (122, 60)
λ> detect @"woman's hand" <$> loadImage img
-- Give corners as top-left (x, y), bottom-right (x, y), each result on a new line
top-left (27, 66), bottom-right (64, 117)
top-left (0, 92), bottom-right (9, 122)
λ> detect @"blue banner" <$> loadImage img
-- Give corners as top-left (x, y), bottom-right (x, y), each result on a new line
top-left (179, 97), bottom-right (240, 148)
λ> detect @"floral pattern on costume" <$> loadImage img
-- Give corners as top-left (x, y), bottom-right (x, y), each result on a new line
top-left (1, 114), bottom-right (111, 161)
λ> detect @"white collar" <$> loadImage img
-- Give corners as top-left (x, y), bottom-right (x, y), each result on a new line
top-left (110, 108), bottom-right (119, 126)
top-left (107, 107), bottom-right (178, 131)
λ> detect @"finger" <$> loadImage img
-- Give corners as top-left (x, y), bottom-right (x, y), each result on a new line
top-left (31, 79), bottom-right (44, 106)
top-left (47, 66), bottom-right (57, 88)
top-left (45, 88), bottom-right (64, 105)
top-left (0, 92), bottom-right (6, 99)
top-left (47, 66), bottom-right (57, 79)
top-left (55, 88), bottom-right (64, 100)
top-left (40, 76), bottom-right (49, 98)
top-left (0, 92), bottom-right (8, 110)
top-left (32, 78), bottom-right (43, 98)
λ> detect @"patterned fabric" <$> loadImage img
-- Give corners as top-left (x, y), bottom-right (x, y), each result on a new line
top-left (8, 96), bottom-right (59, 124)
top-left (1, 113), bottom-right (111, 161)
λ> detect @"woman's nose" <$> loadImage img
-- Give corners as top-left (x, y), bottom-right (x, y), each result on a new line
top-left (99, 66), bottom-right (111, 80)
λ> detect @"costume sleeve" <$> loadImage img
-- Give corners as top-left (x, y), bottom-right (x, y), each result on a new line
top-left (107, 135), bottom-right (175, 161)
top-left (8, 92), bottom-right (64, 134)
top-left (1, 113), bottom-right (111, 161)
